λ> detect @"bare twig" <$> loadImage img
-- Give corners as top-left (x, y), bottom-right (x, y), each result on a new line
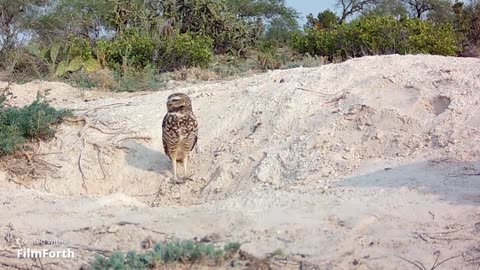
top-left (295, 87), bottom-right (335, 96)
top-left (449, 172), bottom-right (480, 177)
top-left (115, 136), bottom-right (152, 145)
top-left (323, 92), bottom-right (348, 107)
top-left (7, 177), bottom-right (30, 189)
top-left (32, 151), bottom-right (62, 157)
top-left (396, 252), bottom-right (462, 270)
top-left (431, 254), bottom-right (461, 270)
top-left (89, 125), bottom-right (127, 135)
top-left (93, 144), bottom-right (107, 179)
top-left (414, 232), bottom-right (429, 243)
top-left (0, 261), bottom-right (31, 270)
top-left (382, 76), bottom-right (395, 83)
top-left (84, 102), bottom-right (136, 115)
top-left (66, 245), bottom-right (112, 256)
top-left (35, 140), bottom-right (42, 155)
top-left (79, 138), bottom-right (88, 192)
top-left (34, 159), bottom-right (62, 169)
top-left (396, 255), bottom-right (427, 270)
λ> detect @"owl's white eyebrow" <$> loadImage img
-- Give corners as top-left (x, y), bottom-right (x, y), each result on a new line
top-left (168, 97), bottom-right (182, 101)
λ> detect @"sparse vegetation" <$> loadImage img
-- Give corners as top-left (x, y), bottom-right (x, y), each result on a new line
top-left (0, 86), bottom-right (72, 155)
top-left (90, 240), bottom-right (241, 270)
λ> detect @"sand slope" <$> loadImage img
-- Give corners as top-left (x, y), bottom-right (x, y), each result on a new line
top-left (1, 54), bottom-right (480, 269)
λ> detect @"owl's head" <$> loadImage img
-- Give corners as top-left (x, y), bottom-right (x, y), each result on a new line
top-left (166, 93), bottom-right (192, 112)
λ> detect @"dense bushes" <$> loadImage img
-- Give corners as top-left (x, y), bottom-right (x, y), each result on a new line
top-left (15, 31), bottom-right (214, 91)
top-left (157, 33), bottom-right (214, 72)
top-left (291, 16), bottom-right (458, 60)
top-left (0, 90), bottom-right (72, 155)
top-left (95, 32), bottom-right (213, 72)
top-left (96, 30), bottom-right (156, 71)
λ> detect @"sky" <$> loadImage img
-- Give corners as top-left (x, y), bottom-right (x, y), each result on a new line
top-left (285, 0), bottom-right (338, 23)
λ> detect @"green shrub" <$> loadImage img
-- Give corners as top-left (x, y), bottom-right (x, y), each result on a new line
top-left (97, 29), bottom-right (156, 71)
top-left (398, 18), bottom-right (458, 55)
top-left (158, 33), bottom-right (214, 72)
top-left (90, 240), bottom-right (241, 270)
top-left (291, 16), bottom-right (459, 60)
top-left (65, 71), bottom-right (99, 89)
top-left (67, 36), bottom-right (94, 61)
top-left (0, 90), bottom-right (72, 155)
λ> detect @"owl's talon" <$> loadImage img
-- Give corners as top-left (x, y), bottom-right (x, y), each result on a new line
top-left (173, 179), bottom-right (183, 184)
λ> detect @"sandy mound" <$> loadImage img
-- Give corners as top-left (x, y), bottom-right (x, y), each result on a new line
top-left (1, 54), bottom-right (480, 269)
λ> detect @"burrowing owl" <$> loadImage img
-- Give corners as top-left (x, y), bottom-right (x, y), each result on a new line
top-left (162, 93), bottom-right (198, 182)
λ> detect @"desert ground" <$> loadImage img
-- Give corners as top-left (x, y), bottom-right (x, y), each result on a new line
top-left (1, 54), bottom-right (480, 269)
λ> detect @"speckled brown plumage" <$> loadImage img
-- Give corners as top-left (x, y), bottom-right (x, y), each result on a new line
top-left (162, 93), bottom-right (198, 182)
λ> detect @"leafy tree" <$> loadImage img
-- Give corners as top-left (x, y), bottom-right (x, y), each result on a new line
top-left (305, 9), bottom-right (340, 30)
top-left (225, 0), bottom-right (299, 44)
top-left (226, 0), bottom-right (297, 21)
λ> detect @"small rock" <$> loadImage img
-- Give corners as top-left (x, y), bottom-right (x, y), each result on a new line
top-left (79, 264), bottom-right (91, 270)
top-left (374, 131), bottom-right (384, 140)
top-left (107, 225), bottom-right (118, 233)
top-left (200, 233), bottom-right (221, 243)
top-left (4, 232), bottom-right (15, 243)
top-left (474, 222), bottom-right (480, 233)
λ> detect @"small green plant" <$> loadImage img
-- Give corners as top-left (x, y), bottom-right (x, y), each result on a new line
top-left (89, 240), bottom-right (241, 270)
top-left (0, 89), bottom-right (72, 155)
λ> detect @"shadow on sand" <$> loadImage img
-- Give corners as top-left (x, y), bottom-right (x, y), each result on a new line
top-left (336, 159), bottom-right (480, 206)
top-left (123, 140), bottom-right (171, 177)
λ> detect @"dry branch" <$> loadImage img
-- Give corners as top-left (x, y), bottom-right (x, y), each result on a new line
top-left (94, 144), bottom-right (107, 179)
top-left (295, 87), bottom-right (335, 96)
top-left (79, 138), bottom-right (88, 192)
top-left (84, 102), bottom-right (136, 116)
top-left (66, 245), bottom-right (112, 256)
top-left (0, 261), bottom-right (32, 270)
top-left (323, 92), bottom-right (348, 107)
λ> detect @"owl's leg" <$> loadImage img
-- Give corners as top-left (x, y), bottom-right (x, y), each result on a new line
top-left (183, 156), bottom-right (188, 177)
top-left (170, 152), bottom-right (177, 181)
top-left (183, 156), bottom-right (194, 181)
